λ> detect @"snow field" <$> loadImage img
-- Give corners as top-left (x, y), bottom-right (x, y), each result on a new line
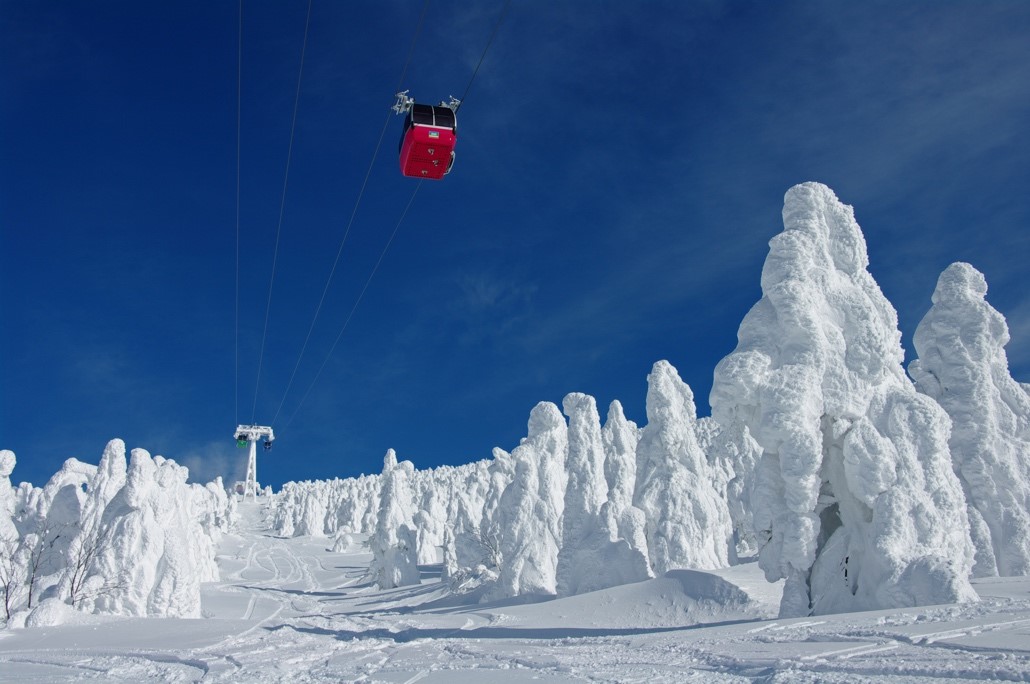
top-left (1, 501), bottom-right (1029, 682)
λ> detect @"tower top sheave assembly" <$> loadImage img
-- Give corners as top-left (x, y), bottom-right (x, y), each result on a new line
top-left (235, 424), bottom-right (275, 446)
top-left (234, 424), bottom-right (274, 499)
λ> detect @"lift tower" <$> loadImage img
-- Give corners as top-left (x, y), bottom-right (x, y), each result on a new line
top-left (234, 425), bottom-right (275, 499)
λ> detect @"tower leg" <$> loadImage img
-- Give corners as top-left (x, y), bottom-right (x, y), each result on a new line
top-left (244, 439), bottom-right (258, 500)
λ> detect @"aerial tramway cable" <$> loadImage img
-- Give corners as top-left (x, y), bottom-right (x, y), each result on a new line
top-left (264, 0), bottom-right (510, 429)
top-left (277, 0), bottom-right (510, 427)
top-left (234, 0), bottom-right (243, 427)
top-left (269, 0), bottom-right (431, 427)
top-left (250, 0), bottom-right (314, 423)
top-left (284, 179), bottom-right (424, 427)
top-left (457, 0), bottom-right (512, 110)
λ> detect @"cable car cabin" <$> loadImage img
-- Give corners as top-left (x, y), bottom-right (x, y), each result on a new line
top-left (399, 103), bottom-right (456, 180)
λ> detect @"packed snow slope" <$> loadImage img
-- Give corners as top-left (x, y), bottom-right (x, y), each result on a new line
top-left (2, 499), bottom-right (1030, 683)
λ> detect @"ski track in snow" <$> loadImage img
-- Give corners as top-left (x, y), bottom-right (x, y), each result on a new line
top-left (2, 501), bottom-right (1030, 682)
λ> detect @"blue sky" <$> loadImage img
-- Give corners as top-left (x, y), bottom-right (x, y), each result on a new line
top-left (3, 1), bottom-right (1028, 489)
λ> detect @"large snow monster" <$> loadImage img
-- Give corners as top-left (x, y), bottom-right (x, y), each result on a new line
top-left (711, 182), bottom-right (976, 617)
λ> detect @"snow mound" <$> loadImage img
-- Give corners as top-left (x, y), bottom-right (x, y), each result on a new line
top-left (498, 568), bottom-right (762, 631)
top-left (331, 532), bottom-right (366, 553)
top-left (910, 262), bottom-right (1030, 577)
top-left (25, 598), bottom-right (87, 628)
top-left (711, 182), bottom-right (976, 616)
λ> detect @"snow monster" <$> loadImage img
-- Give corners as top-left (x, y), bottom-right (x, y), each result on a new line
top-left (711, 182), bottom-right (976, 617)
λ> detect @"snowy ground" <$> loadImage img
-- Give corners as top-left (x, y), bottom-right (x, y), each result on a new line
top-left (2, 501), bottom-right (1030, 682)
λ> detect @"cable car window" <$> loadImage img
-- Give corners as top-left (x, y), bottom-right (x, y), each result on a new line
top-left (411, 104), bottom-right (435, 126)
top-left (433, 107), bottom-right (455, 129)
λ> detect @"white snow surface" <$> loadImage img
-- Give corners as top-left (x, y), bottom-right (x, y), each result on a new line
top-left (2, 500), bottom-right (1029, 682)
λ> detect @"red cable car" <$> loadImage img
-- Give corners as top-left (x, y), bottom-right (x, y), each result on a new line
top-left (394, 92), bottom-right (458, 180)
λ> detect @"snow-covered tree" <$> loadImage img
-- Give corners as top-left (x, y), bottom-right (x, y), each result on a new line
top-left (634, 361), bottom-right (733, 575)
top-left (601, 401), bottom-right (652, 579)
top-left (442, 459), bottom-right (499, 588)
top-left (711, 182), bottom-right (976, 616)
top-left (0, 440), bottom-right (232, 627)
top-left (478, 448), bottom-right (514, 553)
top-left (274, 476), bottom-right (381, 539)
top-left (0, 451), bottom-right (21, 620)
top-left (368, 450), bottom-right (420, 590)
top-left (557, 393), bottom-right (651, 595)
top-left (83, 449), bottom-right (217, 619)
top-left (0, 452), bottom-right (14, 530)
top-left (696, 418), bottom-right (762, 558)
top-left (7, 459), bottom-right (96, 612)
top-left (295, 485), bottom-right (328, 537)
top-left (556, 393), bottom-right (610, 595)
top-left (58, 439), bottom-right (127, 608)
top-left (910, 262), bottom-right (1030, 577)
top-left (492, 402), bottom-right (567, 599)
top-left (146, 456), bottom-right (217, 616)
top-left (413, 467), bottom-right (450, 565)
top-left (601, 401), bottom-right (638, 515)
top-left (197, 476), bottom-right (236, 540)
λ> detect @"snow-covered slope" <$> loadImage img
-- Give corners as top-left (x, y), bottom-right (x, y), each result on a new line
top-left (2, 500), bottom-right (1029, 682)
